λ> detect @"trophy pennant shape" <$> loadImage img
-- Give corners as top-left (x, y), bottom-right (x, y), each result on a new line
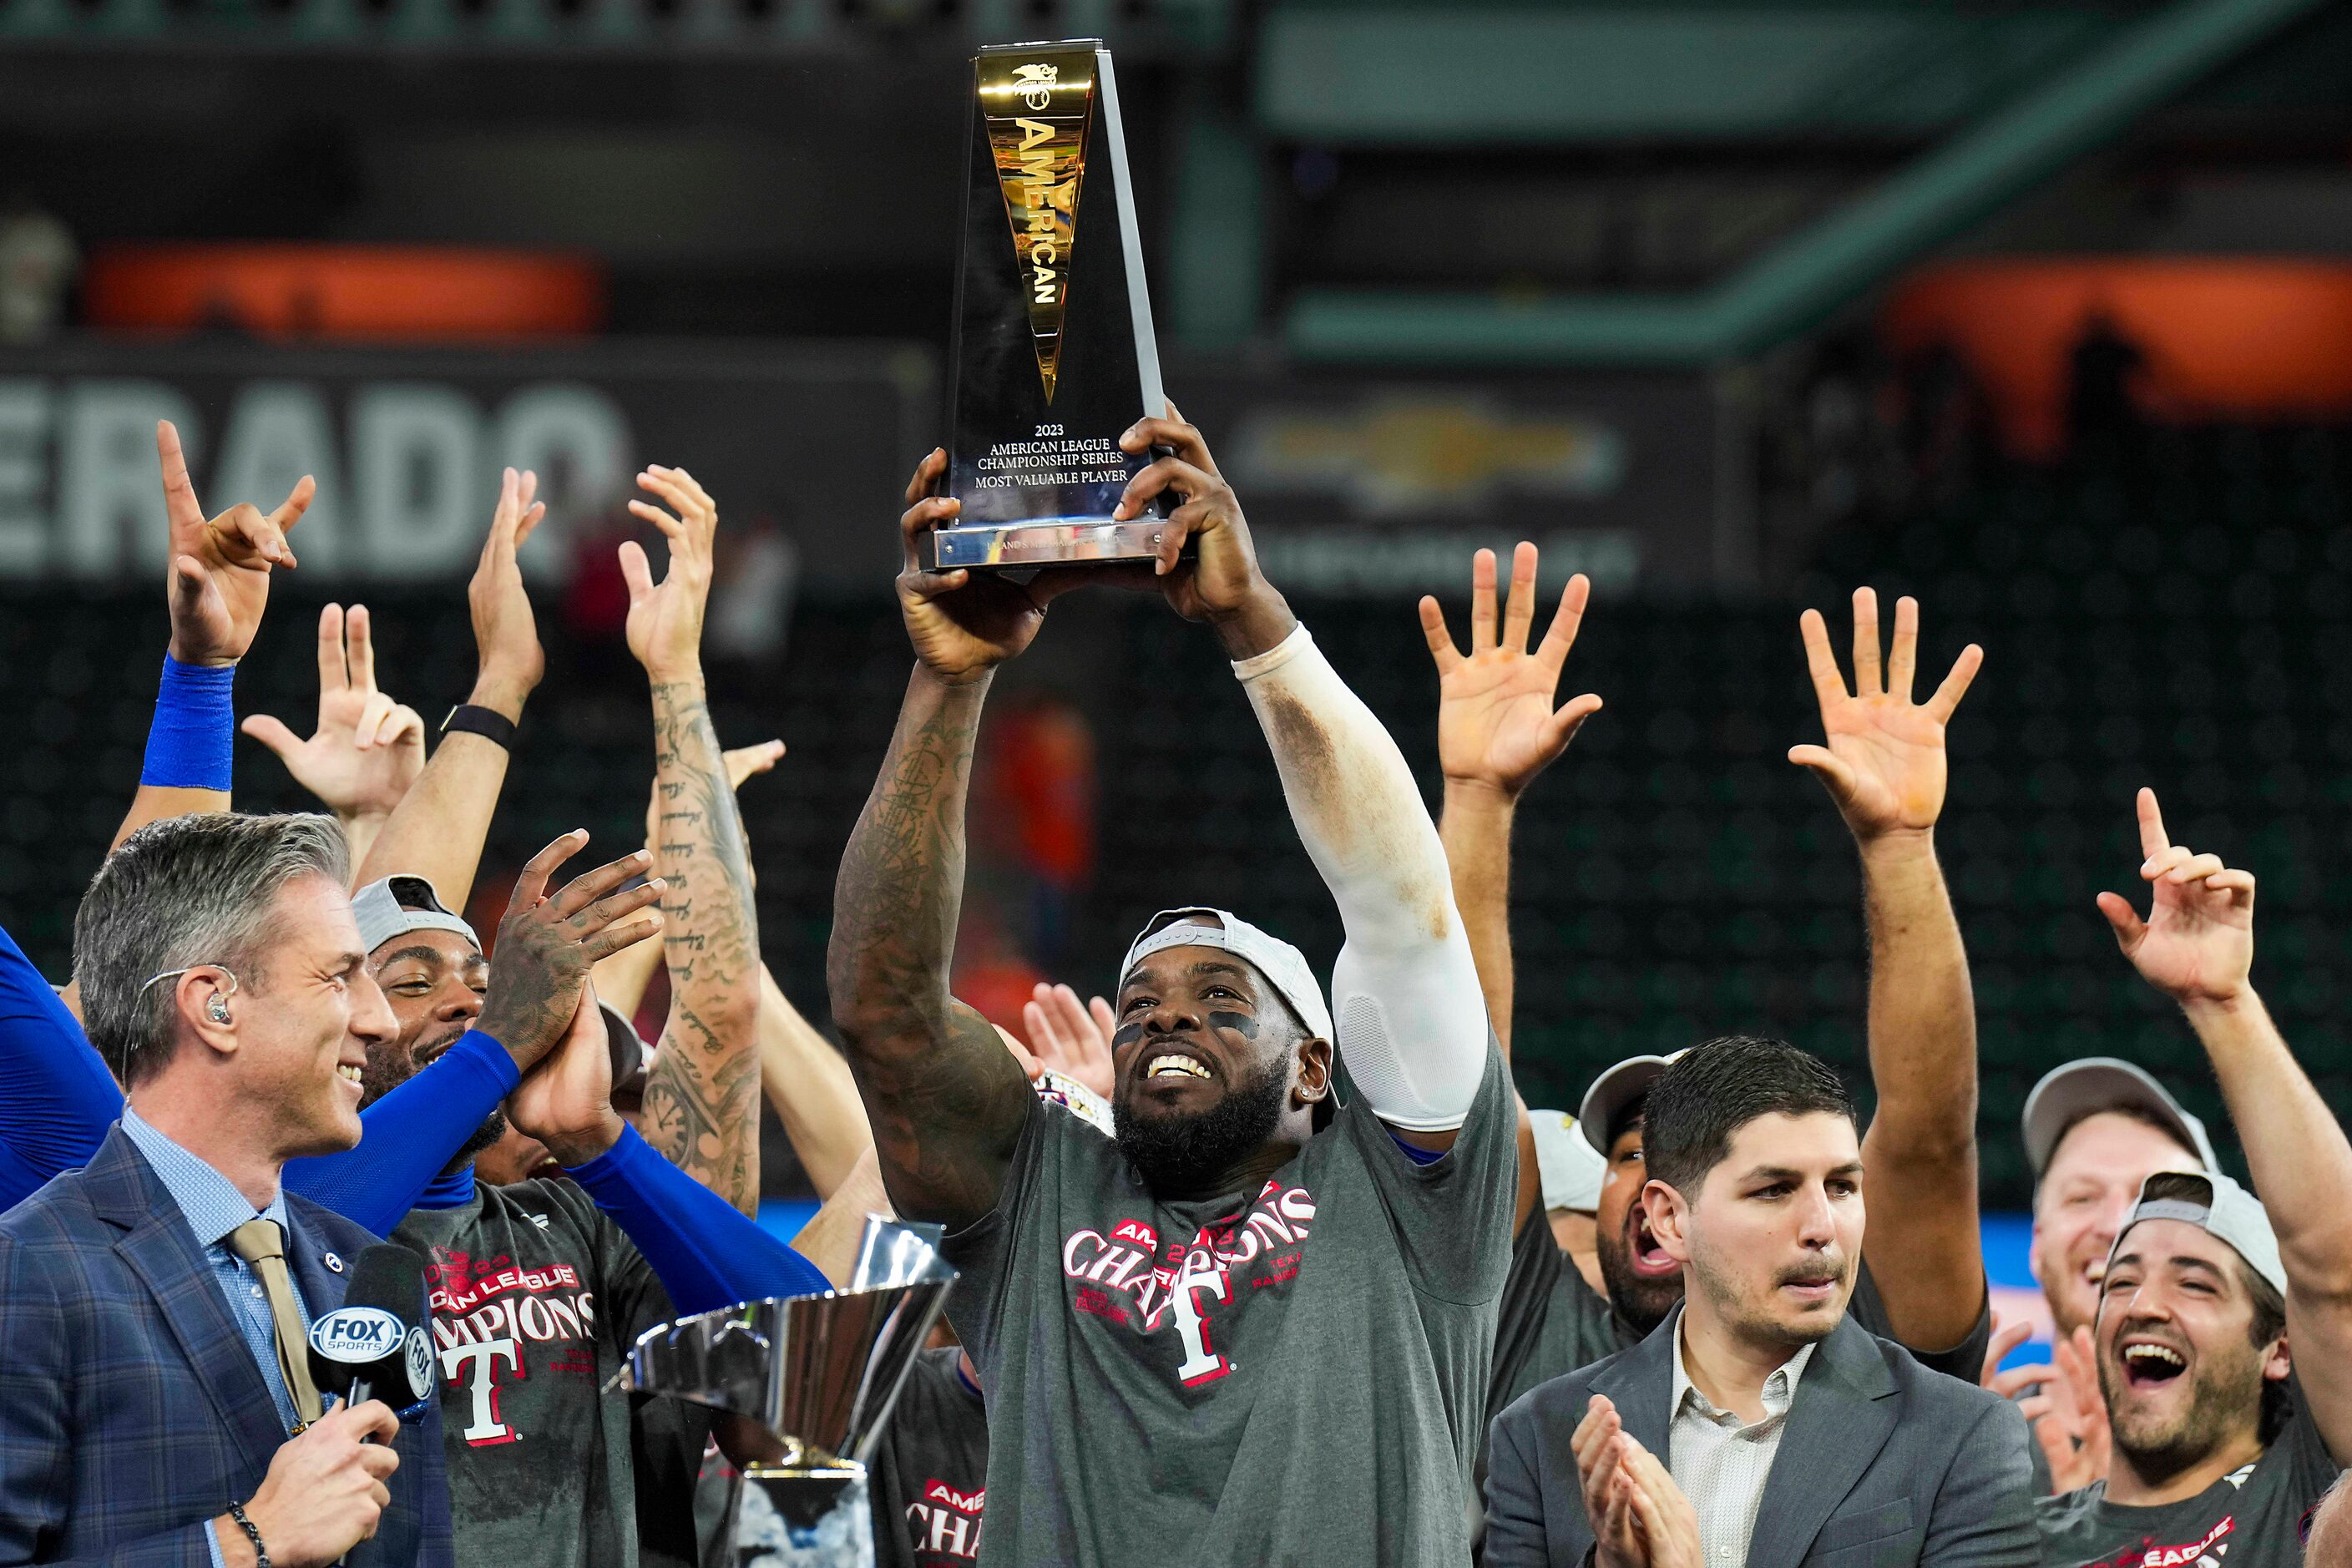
top-left (982, 53), bottom-right (1095, 403)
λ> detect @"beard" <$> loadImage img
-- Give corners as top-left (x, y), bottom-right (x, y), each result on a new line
top-left (1596, 1221), bottom-right (1687, 1338)
top-left (1686, 1242), bottom-right (1852, 1350)
top-left (2098, 1331), bottom-right (2265, 1485)
top-left (1114, 1052), bottom-right (1291, 1196)
top-left (361, 1028), bottom-right (507, 1176)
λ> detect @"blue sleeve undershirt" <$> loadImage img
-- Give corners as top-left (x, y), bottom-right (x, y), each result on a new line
top-left (282, 1030), bottom-right (519, 1237)
top-left (0, 924), bottom-right (128, 1213)
top-left (565, 1123), bottom-right (831, 1314)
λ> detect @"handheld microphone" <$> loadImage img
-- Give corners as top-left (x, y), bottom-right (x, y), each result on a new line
top-left (307, 1242), bottom-right (434, 1418)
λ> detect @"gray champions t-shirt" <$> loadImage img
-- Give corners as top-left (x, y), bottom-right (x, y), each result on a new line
top-left (2035, 1380), bottom-right (2340, 1568)
top-left (395, 1178), bottom-right (711, 1568)
top-left (943, 1039), bottom-right (1518, 1567)
top-left (869, 1346), bottom-right (992, 1566)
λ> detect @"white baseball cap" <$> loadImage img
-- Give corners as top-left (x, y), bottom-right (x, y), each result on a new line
top-left (2111, 1169), bottom-right (2285, 1298)
top-left (1577, 1050), bottom-right (1691, 1154)
top-left (353, 875), bottom-right (480, 958)
top-left (1119, 908), bottom-right (1333, 1044)
top-left (1530, 1109), bottom-right (1607, 1213)
top-left (2022, 1057), bottom-right (2218, 1179)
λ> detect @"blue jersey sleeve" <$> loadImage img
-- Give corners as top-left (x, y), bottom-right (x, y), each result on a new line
top-left (0, 923), bottom-right (124, 1211)
top-left (283, 1030), bottom-right (520, 1237)
top-left (566, 1123), bottom-right (831, 1314)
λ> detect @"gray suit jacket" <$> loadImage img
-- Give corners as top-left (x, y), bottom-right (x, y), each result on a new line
top-left (1484, 1310), bottom-right (2036, 1568)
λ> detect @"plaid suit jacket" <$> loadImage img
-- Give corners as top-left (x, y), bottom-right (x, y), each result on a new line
top-left (0, 1125), bottom-right (454, 1568)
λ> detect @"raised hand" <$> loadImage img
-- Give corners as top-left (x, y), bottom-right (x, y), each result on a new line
top-left (1419, 543), bottom-right (1601, 801)
top-left (476, 833), bottom-right (665, 1073)
top-left (158, 419), bottom-right (313, 668)
top-left (1112, 405), bottom-right (1295, 657)
top-left (2097, 787), bottom-right (2254, 1004)
top-left (505, 984), bottom-right (623, 1168)
top-left (241, 604), bottom-right (425, 824)
top-left (893, 448), bottom-right (1085, 683)
top-left (726, 739), bottom-right (786, 791)
top-left (1019, 982), bottom-right (1117, 1101)
top-left (1791, 587), bottom-right (1982, 841)
top-left (623, 465), bottom-right (719, 683)
top-left (467, 466), bottom-right (547, 720)
top-left (2020, 1326), bottom-right (2112, 1493)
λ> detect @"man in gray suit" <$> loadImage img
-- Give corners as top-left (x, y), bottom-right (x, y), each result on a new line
top-left (1485, 1038), bottom-right (2038, 1568)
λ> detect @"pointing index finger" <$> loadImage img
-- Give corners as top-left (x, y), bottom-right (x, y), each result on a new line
top-left (2135, 787), bottom-right (2169, 862)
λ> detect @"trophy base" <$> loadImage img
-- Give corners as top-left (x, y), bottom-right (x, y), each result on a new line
top-left (926, 517), bottom-right (1173, 570)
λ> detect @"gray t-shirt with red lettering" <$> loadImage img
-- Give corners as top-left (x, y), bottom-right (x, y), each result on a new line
top-left (395, 1178), bottom-right (709, 1568)
top-left (943, 1041), bottom-right (1517, 1567)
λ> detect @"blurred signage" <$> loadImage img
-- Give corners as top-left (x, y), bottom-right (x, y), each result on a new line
top-left (1171, 368), bottom-right (1734, 594)
top-left (0, 340), bottom-right (928, 592)
top-left (0, 344), bottom-right (1740, 596)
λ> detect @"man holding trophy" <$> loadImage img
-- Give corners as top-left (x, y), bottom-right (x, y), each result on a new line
top-left (827, 45), bottom-right (1515, 1552)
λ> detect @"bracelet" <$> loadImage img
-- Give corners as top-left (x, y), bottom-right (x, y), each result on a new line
top-left (440, 703), bottom-right (518, 750)
top-left (226, 1500), bottom-right (271, 1568)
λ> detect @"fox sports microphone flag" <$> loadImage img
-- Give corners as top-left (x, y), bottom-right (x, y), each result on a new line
top-left (308, 1242), bottom-right (435, 1415)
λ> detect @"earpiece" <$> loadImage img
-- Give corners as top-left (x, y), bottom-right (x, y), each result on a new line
top-left (208, 997), bottom-right (230, 1024)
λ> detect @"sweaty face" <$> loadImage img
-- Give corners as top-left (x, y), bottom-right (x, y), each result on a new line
top-left (237, 874), bottom-right (394, 1158)
top-left (1593, 1120), bottom-right (1686, 1336)
top-left (1654, 1111), bottom-right (1864, 1350)
top-left (2032, 1114), bottom-right (2205, 1338)
top-left (367, 927), bottom-right (506, 1164)
top-left (2095, 1219), bottom-right (2283, 1484)
top-left (1110, 942), bottom-right (1314, 1195)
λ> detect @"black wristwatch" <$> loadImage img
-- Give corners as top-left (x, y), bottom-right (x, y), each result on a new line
top-left (440, 703), bottom-right (518, 750)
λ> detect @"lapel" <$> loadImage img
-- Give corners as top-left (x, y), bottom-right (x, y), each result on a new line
top-left (1743, 1316), bottom-right (1901, 1568)
top-left (89, 1128), bottom-right (290, 1464)
top-left (282, 1202), bottom-right (349, 1318)
top-left (1587, 1307), bottom-right (1681, 1465)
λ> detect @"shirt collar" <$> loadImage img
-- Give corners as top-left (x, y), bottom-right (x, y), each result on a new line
top-left (1672, 1314), bottom-right (1818, 1424)
top-left (120, 1105), bottom-right (290, 1249)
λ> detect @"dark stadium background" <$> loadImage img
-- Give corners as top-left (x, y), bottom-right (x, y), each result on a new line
top-left (4, 0), bottom-right (2351, 1272)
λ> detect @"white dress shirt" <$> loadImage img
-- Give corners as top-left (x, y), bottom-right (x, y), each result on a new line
top-left (1668, 1320), bottom-right (1817, 1567)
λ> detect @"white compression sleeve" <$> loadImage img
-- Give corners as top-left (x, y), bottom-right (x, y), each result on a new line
top-left (1234, 625), bottom-right (1490, 1130)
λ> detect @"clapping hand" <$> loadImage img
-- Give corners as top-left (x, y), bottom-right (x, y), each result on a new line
top-left (158, 419), bottom-right (312, 668)
top-left (2097, 787), bottom-right (2254, 1004)
top-left (242, 605), bottom-right (425, 825)
top-left (1572, 1395), bottom-right (1702, 1568)
top-left (1419, 543), bottom-right (1602, 802)
top-left (1791, 588), bottom-right (1982, 841)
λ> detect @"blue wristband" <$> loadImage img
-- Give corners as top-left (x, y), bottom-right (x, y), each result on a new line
top-left (140, 656), bottom-right (235, 792)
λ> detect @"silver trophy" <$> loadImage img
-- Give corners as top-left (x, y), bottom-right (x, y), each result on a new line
top-left (611, 1218), bottom-right (959, 1565)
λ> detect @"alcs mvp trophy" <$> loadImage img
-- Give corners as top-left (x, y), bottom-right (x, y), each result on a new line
top-left (926, 38), bottom-right (1171, 569)
top-left (612, 1218), bottom-right (958, 1566)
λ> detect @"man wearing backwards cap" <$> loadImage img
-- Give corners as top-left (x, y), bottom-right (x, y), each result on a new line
top-left (830, 426), bottom-right (1514, 1565)
top-left (2036, 789), bottom-right (2352, 1568)
top-left (1985, 1055), bottom-right (2215, 1493)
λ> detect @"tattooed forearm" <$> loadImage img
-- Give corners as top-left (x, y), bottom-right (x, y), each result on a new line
top-left (641, 677), bottom-right (764, 1211)
top-left (827, 664), bottom-right (1034, 1229)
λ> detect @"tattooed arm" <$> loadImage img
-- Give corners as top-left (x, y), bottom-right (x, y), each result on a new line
top-left (827, 450), bottom-right (1077, 1231)
top-left (619, 467), bottom-right (766, 1213)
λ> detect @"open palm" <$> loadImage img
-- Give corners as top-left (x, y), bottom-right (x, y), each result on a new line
top-left (2097, 787), bottom-right (2253, 1003)
top-left (1420, 543), bottom-right (1601, 798)
top-left (1792, 588), bottom-right (1981, 839)
top-left (241, 604), bottom-right (423, 819)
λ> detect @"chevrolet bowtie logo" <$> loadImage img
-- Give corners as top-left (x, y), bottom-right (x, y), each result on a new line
top-left (1232, 397), bottom-right (1626, 515)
